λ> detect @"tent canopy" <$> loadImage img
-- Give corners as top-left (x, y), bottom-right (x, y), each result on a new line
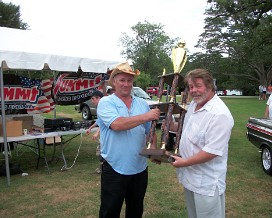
top-left (0, 27), bottom-right (121, 72)
top-left (0, 27), bottom-right (122, 186)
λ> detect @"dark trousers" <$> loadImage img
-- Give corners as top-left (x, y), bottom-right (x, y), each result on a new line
top-left (99, 161), bottom-right (148, 218)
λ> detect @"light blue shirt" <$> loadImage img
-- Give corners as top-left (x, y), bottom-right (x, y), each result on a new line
top-left (97, 93), bottom-right (151, 175)
top-left (95, 117), bottom-right (102, 127)
top-left (177, 95), bottom-right (234, 196)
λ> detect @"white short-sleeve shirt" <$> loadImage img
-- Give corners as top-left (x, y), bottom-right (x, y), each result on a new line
top-left (177, 95), bottom-right (234, 196)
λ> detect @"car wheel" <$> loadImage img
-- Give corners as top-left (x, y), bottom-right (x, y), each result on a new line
top-left (261, 145), bottom-right (272, 175)
top-left (82, 106), bottom-right (92, 120)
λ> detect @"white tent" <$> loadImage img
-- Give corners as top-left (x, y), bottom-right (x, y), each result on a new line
top-left (0, 27), bottom-right (120, 72)
top-left (0, 27), bottom-right (121, 185)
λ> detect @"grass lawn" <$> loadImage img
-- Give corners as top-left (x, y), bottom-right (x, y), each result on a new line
top-left (0, 96), bottom-right (272, 217)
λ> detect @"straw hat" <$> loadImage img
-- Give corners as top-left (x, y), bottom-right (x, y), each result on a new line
top-left (108, 62), bottom-right (140, 86)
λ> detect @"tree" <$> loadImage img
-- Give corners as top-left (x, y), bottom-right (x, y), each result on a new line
top-left (0, 1), bottom-right (29, 29)
top-left (134, 71), bottom-right (151, 89)
top-left (197, 0), bottom-right (272, 88)
top-left (119, 20), bottom-right (178, 85)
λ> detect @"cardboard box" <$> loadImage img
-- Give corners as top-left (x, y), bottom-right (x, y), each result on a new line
top-left (45, 136), bottom-right (62, 144)
top-left (0, 120), bottom-right (23, 137)
top-left (13, 116), bottom-right (33, 132)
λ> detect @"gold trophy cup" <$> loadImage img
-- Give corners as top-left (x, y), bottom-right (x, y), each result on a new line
top-left (140, 39), bottom-right (188, 162)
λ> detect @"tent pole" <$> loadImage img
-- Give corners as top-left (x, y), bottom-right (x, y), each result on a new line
top-left (0, 62), bottom-right (11, 186)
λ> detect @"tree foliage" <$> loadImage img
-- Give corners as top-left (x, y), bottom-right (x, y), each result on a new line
top-left (134, 71), bottom-right (151, 89)
top-left (119, 20), bottom-right (178, 86)
top-left (0, 0), bottom-right (28, 29)
top-left (197, 0), bottom-right (272, 90)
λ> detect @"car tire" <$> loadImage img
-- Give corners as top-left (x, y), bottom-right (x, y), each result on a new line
top-left (261, 145), bottom-right (272, 175)
top-left (82, 106), bottom-right (92, 120)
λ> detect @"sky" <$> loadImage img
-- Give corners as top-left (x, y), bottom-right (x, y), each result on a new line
top-left (3, 0), bottom-right (207, 62)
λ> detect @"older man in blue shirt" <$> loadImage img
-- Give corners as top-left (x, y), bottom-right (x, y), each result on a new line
top-left (97, 62), bottom-right (160, 218)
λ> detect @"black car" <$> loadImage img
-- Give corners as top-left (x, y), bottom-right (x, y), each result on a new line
top-left (246, 117), bottom-right (272, 175)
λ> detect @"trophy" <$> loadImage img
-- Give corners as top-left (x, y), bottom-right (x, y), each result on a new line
top-left (140, 39), bottom-right (188, 162)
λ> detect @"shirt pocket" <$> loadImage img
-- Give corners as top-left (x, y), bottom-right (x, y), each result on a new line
top-left (187, 122), bottom-right (205, 147)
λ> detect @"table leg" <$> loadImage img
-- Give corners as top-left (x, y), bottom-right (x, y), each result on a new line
top-left (60, 141), bottom-right (67, 171)
top-left (36, 139), bottom-right (49, 171)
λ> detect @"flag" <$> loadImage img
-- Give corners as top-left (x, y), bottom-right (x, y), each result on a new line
top-left (19, 76), bottom-right (55, 114)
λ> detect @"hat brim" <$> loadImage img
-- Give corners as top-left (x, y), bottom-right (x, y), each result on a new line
top-left (108, 69), bottom-right (140, 87)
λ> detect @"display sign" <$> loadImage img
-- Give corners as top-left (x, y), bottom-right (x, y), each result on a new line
top-left (52, 71), bottom-right (108, 105)
top-left (1, 74), bottom-right (55, 114)
top-left (1, 71), bottom-right (108, 114)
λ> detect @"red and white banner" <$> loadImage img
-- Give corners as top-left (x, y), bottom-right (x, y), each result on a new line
top-left (52, 71), bottom-right (107, 105)
top-left (1, 71), bottom-right (108, 114)
top-left (1, 75), bottom-right (55, 114)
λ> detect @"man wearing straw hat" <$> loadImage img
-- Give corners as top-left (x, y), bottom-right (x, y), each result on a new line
top-left (97, 62), bottom-right (160, 218)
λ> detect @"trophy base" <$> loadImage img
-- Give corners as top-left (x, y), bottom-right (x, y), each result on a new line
top-left (140, 148), bottom-right (174, 163)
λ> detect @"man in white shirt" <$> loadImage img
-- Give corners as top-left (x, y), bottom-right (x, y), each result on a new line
top-left (259, 85), bottom-right (263, 100)
top-left (264, 94), bottom-right (272, 118)
top-left (168, 69), bottom-right (234, 218)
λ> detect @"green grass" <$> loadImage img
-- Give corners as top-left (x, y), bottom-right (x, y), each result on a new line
top-left (1, 97), bottom-right (272, 217)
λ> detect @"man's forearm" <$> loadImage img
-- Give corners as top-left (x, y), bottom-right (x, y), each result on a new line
top-left (110, 115), bottom-right (150, 131)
